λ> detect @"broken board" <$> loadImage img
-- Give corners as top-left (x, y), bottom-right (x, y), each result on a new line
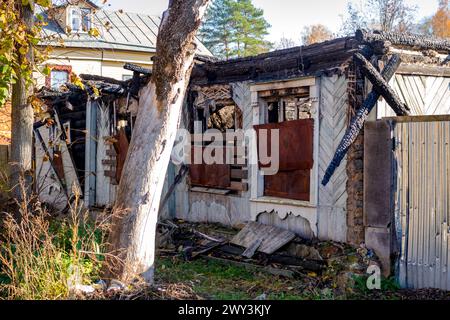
top-left (231, 222), bottom-right (296, 255)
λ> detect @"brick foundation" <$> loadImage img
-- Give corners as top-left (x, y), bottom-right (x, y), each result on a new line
top-left (346, 61), bottom-right (366, 246)
top-left (346, 133), bottom-right (365, 245)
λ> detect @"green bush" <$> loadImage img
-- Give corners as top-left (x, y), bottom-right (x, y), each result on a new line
top-left (0, 192), bottom-right (110, 300)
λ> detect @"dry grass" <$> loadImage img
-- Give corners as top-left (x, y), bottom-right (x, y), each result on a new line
top-left (0, 181), bottom-right (114, 300)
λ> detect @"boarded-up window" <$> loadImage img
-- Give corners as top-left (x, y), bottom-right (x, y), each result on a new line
top-left (254, 118), bottom-right (314, 201)
top-left (189, 88), bottom-right (247, 192)
top-left (189, 145), bottom-right (231, 189)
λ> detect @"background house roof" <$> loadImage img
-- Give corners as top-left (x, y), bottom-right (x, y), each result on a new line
top-left (39, 8), bottom-right (212, 56)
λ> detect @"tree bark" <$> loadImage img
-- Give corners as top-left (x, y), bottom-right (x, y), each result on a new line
top-left (321, 54), bottom-right (401, 186)
top-left (354, 52), bottom-right (410, 116)
top-left (105, 0), bottom-right (210, 284)
top-left (10, 1), bottom-right (34, 201)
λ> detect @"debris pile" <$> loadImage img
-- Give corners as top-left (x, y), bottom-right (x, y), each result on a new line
top-left (156, 219), bottom-right (377, 291)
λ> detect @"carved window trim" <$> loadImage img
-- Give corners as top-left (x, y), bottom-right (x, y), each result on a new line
top-left (45, 65), bottom-right (72, 89)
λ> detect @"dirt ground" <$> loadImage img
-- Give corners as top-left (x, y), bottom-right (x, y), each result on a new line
top-left (149, 220), bottom-right (450, 301)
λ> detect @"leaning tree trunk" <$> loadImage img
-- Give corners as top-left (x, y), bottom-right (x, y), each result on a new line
top-left (106, 0), bottom-right (210, 284)
top-left (10, 1), bottom-right (34, 202)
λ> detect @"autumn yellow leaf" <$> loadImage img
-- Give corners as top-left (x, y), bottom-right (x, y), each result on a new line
top-left (42, 65), bottom-right (51, 76)
top-left (88, 28), bottom-right (100, 38)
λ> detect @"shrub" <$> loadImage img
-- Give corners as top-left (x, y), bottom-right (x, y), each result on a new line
top-left (0, 185), bottom-right (111, 300)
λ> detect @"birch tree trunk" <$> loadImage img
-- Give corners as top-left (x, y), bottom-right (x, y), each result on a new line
top-left (106, 0), bottom-right (210, 284)
top-left (10, 1), bottom-right (34, 201)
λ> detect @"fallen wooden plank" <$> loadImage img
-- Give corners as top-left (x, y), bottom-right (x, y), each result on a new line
top-left (242, 238), bottom-right (263, 258)
top-left (269, 254), bottom-right (326, 273)
top-left (191, 241), bottom-right (224, 259)
top-left (217, 244), bottom-right (245, 256)
top-left (231, 221), bottom-right (296, 255)
top-left (192, 229), bottom-right (226, 243)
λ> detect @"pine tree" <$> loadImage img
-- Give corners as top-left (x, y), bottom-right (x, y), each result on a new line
top-left (199, 0), bottom-right (271, 59)
top-left (198, 0), bottom-right (234, 59)
top-left (230, 0), bottom-right (271, 57)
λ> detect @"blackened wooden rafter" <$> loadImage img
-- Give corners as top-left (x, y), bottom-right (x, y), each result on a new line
top-left (356, 29), bottom-right (450, 53)
top-left (354, 52), bottom-right (410, 116)
top-left (321, 53), bottom-right (402, 186)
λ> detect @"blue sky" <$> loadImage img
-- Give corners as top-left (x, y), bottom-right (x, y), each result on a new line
top-left (104, 0), bottom-right (440, 42)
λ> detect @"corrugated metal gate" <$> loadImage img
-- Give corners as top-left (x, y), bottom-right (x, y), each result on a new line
top-left (393, 118), bottom-right (450, 290)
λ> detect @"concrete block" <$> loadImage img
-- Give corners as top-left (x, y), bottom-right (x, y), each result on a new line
top-left (364, 121), bottom-right (393, 228)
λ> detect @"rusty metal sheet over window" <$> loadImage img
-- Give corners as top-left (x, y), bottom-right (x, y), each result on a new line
top-left (254, 118), bottom-right (314, 171)
top-left (113, 128), bottom-right (129, 183)
top-left (189, 146), bottom-right (231, 189)
top-left (254, 119), bottom-right (313, 201)
top-left (264, 169), bottom-right (310, 201)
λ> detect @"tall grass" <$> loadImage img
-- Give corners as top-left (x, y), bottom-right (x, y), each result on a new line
top-left (0, 182), bottom-right (113, 300)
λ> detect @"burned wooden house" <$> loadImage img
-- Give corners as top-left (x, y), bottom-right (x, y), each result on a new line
top-left (166, 30), bottom-right (450, 289)
top-left (35, 30), bottom-right (450, 290)
top-left (35, 65), bottom-right (150, 211)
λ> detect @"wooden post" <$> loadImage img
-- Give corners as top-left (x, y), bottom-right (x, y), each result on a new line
top-left (84, 99), bottom-right (97, 207)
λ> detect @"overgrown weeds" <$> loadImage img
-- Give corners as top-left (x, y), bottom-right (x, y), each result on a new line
top-left (0, 181), bottom-right (113, 300)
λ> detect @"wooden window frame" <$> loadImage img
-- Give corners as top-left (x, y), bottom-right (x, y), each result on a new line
top-left (249, 77), bottom-right (320, 207)
top-left (67, 6), bottom-right (91, 33)
top-left (45, 65), bottom-right (72, 89)
top-left (189, 101), bottom-right (248, 193)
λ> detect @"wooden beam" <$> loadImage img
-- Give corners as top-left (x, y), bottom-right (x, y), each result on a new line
top-left (356, 29), bottom-right (450, 53)
top-left (354, 52), bottom-right (410, 116)
top-left (229, 181), bottom-right (248, 192)
top-left (102, 159), bottom-right (116, 166)
top-left (396, 64), bottom-right (450, 77)
top-left (321, 54), bottom-right (401, 186)
top-left (250, 77), bottom-right (316, 92)
top-left (80, 74), bottom-right (125, 85)
top-left (123, 63), bottom-right (152, 75)
top-left (384, 115), bottom-right (450, 123)
top-left (231, 168), bottom-right (248, 179)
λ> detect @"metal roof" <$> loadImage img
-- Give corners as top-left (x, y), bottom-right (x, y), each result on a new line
top-left (39, 9), bottom-right (212, 56)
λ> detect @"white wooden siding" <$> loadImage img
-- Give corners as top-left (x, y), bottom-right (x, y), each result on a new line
top-left (378, 75), bottom-right (450, 118)
top-left (317, 75), bottom-right (349, 242)
top-left (95, 101), bottom-right (117, 207)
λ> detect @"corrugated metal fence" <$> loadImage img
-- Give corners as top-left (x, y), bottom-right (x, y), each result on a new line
top-left (393, 118), bottom-right (450, 290)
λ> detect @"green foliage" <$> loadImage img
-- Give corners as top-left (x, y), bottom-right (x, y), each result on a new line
top-left (0, 0), bottom-right (50, 107)
top-left (0, 195), bottom-right (108, 300)
top-left (353, 274), bottom-right (400, 294)
top-left (199, 0), bottom-right (271, 59)
top-left (156, 257), bottom-right (305, 300)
